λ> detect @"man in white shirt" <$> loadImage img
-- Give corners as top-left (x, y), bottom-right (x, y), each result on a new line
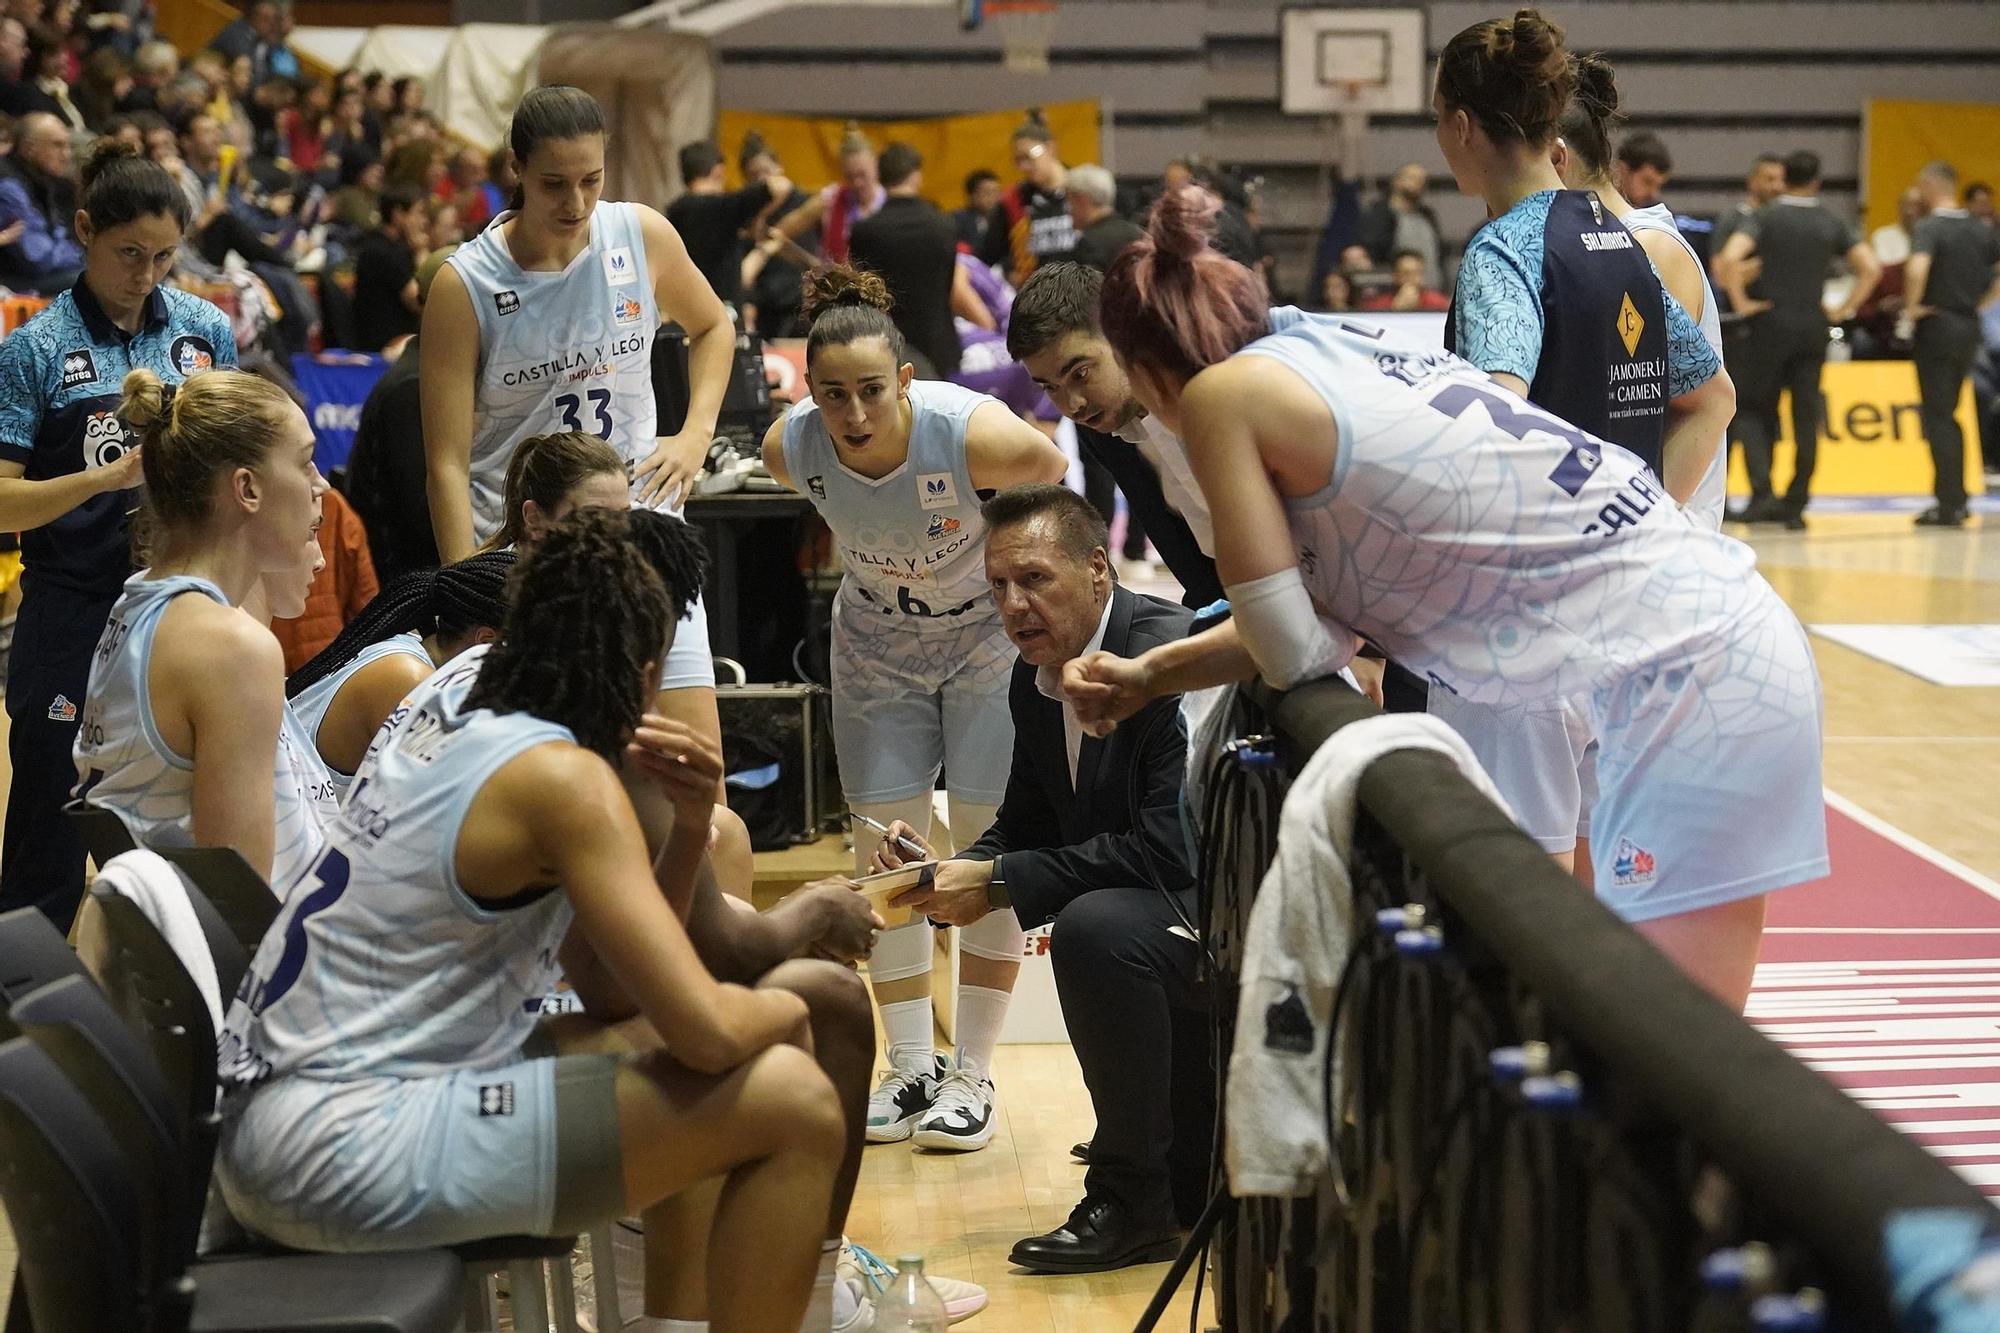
top-left (869, 482), bottom-right (1208, 1274)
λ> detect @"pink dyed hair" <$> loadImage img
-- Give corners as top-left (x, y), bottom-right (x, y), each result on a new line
top-left (1098, 185), bottom-right (1270, 386)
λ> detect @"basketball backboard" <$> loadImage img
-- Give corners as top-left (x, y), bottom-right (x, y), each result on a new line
top-left (1280, 7), bottom-right (1427, 118)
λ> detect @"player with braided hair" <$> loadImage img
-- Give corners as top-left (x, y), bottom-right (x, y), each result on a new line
top-left (218, 508), bottom-right (849, 1333)
top-left (284, 550), bottom-right (516, 794)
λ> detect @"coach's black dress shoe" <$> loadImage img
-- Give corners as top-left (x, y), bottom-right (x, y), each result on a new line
top-left (1009, 1195), bottom-right (1181, 1273)
top-left (1915, 504), bottom-right (1968, 528)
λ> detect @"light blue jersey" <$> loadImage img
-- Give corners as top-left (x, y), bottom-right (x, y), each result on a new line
top-left (1244, 309), bottom-right (1826, 919)
top-left (447, 202), bottom-right (661, 540)
top-left (287, 631), bottom-right (429, 796)
top-left (220, 644), bottom-right (574, 1086)
top-left (74, 572), bottom-right (336, 894)
top-left (1625, 203), bottom-right (1729, 530)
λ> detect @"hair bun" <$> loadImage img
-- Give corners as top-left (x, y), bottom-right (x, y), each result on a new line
top-left (801, 263), bottom-right (893, 320)
top-left (118, 367), bottom-right (168, 432)
top-left (1148, 184), bottom-right (1221, 266)
top-left (1571, 51), bottom-right (1619, 118)
top-left (1499, 8), bottom-right (1567, 82)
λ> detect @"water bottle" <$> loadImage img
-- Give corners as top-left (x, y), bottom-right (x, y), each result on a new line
top-left (869, 1254), bottom-right (948, 1332)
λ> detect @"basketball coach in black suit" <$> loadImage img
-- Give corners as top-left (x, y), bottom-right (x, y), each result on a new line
top-left (868, 482), bottom-right (1211, 1274)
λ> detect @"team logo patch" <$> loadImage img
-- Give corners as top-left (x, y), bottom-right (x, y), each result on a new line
top-left (494, 289), bottom-right (520, 317)
top-left (83, 411), bottom-right (131, 470)
top-left (1612, 837), bottom-right (1656, 886)
top-left (169, 335), bottom-right (214, 377)
top-left (806, 474), bottom-right (826, 500)
top-left (602, 246), bottom-right (637, 284)
top-left (1616, 292), bottom-right (1645, 358)
top-left (926, 513), bottom-right (961, 543)
top-left (478, 1082), bottom-right (515, 1117)
top-left (1548, 442), bottom-right (1602, 497)
top-left (59, 348), bottom-right (96, 389)
top-left (917, 472), bottom-right (958, 510)
top-left (46, 694), bottom-right (76, 722)
top-left (613, 293), bottom-right (644, 326)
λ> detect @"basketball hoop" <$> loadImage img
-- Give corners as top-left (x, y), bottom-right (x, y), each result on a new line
top-left (980, 0), bottom-right (1058, 74)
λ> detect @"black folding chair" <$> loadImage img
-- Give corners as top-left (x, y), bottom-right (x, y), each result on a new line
top-left (0, 1037), bottom-right (465, 1333)
top-left (151, 848), bottom-right (280, 958)
top-left (64, 800), bottom-right (135, 867)
top-left (0, 908), bottom-right (89, 1006)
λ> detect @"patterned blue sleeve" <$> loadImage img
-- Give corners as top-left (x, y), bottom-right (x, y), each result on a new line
top-left (1661, 284), bottom-right (1720, 396)
top-left (0, 330), bottom-right (46, 461)
top-left (205, 301), bottom-right (239, 369)
top-left (1452, 223), bottom-right (1545, 384)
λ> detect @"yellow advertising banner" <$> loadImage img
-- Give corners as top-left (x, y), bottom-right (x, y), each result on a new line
top-left (1725, 359), bottom-right (1982, 498)
top-left (1864, 99), bottom-right (2000, 234)
top-left (715, 101), bottom-right (1102, 214)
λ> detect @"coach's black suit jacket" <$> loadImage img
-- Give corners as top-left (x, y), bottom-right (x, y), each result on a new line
top-left (960, 585), bottom-right (1195, 930)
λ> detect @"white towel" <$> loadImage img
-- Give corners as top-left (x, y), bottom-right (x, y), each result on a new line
top-left (93, 849), bottom-right (224, 1034)
top-left (1226, 713), bottom-right (1510, 1198)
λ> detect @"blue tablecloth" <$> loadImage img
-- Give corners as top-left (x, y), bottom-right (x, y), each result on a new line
top-left (291, 351), bottom-right (391, 474)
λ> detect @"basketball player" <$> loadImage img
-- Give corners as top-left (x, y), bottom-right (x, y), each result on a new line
top-left (216, 511), bottom-right (847, 1333)
top-left (1430, 10), bottom-right (1736, 880)
top-left (74, 367), bottom-right (336, 892)
top-left (420, 85), bottom-right (728, 758)
top-left (761, 265), bottom-right (1069, 1151)
top-left (284, 551), bottom-right (514, 794)
top-left (1066, 190), bottom-right (1825, 1011)
top-left (1554, 53), bottom-right (1729, 530)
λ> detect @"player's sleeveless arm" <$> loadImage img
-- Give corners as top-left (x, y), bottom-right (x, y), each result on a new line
top-left (180, 610), bottom-right (288, 882)
top-left (1452, 229), bottom-right (1544, 393)
top-left (962, 400), bottom-right (1070, 492)
top-left (418, 267), bottom-right (481, 563)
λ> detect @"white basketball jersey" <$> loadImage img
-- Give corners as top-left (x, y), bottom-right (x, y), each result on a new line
top-left (75, 572), bottom-right (337, 895)
top-left (447, 202), bottom-right (661, 540)
top-left (1625, 203), bottom-right (1727, 530)
top-left (1245, 308), bottom-right (1767, 709)
top-left (782, 380), bottom-right (997, 621)
top-left (287, 631), bottom-right (429, 796)
top-left (219, 645), bottom-right (576, 1087)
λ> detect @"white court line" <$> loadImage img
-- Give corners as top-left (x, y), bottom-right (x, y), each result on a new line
top-left (1767, 928), bottom-right (2000, 935)
top-left (1826, 737), bottom-right (2000, 744)
top-left (1824, 787), bottom-right (2000, 908)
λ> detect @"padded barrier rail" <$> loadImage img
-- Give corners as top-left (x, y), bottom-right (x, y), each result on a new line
top-left (1190, 677), bottom-right (1993, 1332)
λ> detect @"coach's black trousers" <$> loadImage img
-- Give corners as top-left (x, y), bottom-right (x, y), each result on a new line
top-left (1915, 311), bottom-right (1982, 511)
top-left (1733, 315), bottom-right (1829, 515)
top-left (1050, 886), bottom-right (1214, 1228)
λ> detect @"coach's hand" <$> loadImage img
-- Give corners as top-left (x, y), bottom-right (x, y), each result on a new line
top-left (892, 858), bottom-right (992, 928)
top-left (624, 714), bottom-right (724, 818)
top-left (868, 820), bottom-right (937, 874)
top-left (1062, 650), bottom-right (1155, 738)
top-left (634, 430), bottom-right (709, 509)
top-left (797, 877), bottom-right (884, 963)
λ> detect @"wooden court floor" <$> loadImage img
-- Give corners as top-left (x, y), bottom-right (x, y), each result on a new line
top-left (3, 511), bottom-right (1996, 1331)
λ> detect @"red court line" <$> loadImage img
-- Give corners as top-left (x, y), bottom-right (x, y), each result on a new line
top-left (1752, 796), bottom-right (2000, 1193)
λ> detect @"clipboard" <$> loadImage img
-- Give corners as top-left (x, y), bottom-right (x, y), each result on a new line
top-left (851, 861), bottom-right (936, 929)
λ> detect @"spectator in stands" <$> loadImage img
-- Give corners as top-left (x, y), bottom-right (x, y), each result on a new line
top-left (1854, 185), bottom-right (1928, 358)
top-left (27, 25), bottom-right (84, 134)
top-left (848, 141), bottom-right (961, 377)
top-left (345, 245), bottom-right (454, 581)
top-left (476, 143), bottom-right (512, 223)
top-left (955, 167), bottom-right (999, 251)
top-left (209, 51), bottom-right (256, 156)
top-left (1976, 301), bottom-right (2000, 487)
top-left (244, 70), bottom-right (297, 161)
top-left (0, 111), bottom-right (81, 292)
top-left (666, 137), bottom-right (789, 310)
top-left (1715, 150), bottom-right (1881, 527)
top-left (1614, 131), bottom-right (1673, 209)
top-left (1968, 182), bottom-right (1995, 228)
top-left (1188, 162), bottom-right (1261, 270)
top-left (329, 147), bottom-right (381, 229)
top-left (279, 74), bottom-right (327, 172)
top-left (1361, 249), bottom-right (1450, 312)
top-left (71, 46), bottom-right (130, 129)
top-left (737, 129), bottom-right (810, 337)
top-left (0, 18), bottom-right (54, 118)
top-left (1872, 186), bottom-right (1926, 266)
top-left (208, 0), bottom-right (281, 89)
top-left (117, 37), bottom-right (176, 116)
top-left (391, 74), bottom-right (424, 117)
top-left (441, 144), bottom-right (491, 231)
top-left (770, 120), bottom-right (883, 265)
top-left (320, 82), bottom-right (369, 177)
top-left (424, 197), bottom-right (461, 250)
top-left (1315, 269), bottom-right (1356, 312)
top-left (1357, 161), bottom-right (1442, 286)
top-left (979, 110), bottom-right (1077, 285)
top-left (1905, 160), bottom-right (2000, 528)
top-left (1066, 163), bottom-right (1143, 273)
top-left (352, 181), bottom-right (427, 352)
top-left (871, 483), bottom-right (1207, 1274)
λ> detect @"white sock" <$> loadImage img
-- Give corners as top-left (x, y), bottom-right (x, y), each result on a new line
top-left (798, 1238), bottom-right (840, 1333)
top-left (880, 997), bottom-right (934, 1073)
top-left (632, 1319), bottom-right (706, 1332)
top-left (953, 985), bottom-right (1011, 1081)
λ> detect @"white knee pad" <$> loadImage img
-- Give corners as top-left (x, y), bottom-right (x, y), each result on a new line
top-left (867, 918), bottom-right (936, 984)
top-left (849, 795), bottom-right (937, 878)
top-left (959, 905), bottom-right (1025, 963)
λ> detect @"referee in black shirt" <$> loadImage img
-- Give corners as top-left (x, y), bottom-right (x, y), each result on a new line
top-left (1907, 162), bottom-right (2000, 527)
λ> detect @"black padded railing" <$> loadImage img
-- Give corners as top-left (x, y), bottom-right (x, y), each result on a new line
top-left (1189, 677), bottom-right (1993, 1332)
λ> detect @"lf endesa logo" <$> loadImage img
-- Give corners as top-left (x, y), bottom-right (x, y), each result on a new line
top-left (1814, 396), bottom-right (1931, 445)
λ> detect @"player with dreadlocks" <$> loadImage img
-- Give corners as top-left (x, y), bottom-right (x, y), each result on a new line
top-left (284, 550), bottom-right (517, 794)
top-left (218, 508), bottom-right (852, 1333)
